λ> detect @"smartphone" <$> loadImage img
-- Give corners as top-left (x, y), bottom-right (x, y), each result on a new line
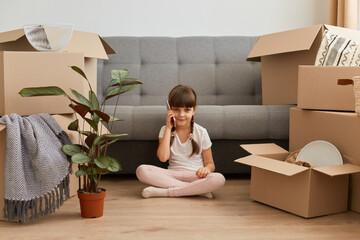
top-left (166, 100), bottom-right (176, 127)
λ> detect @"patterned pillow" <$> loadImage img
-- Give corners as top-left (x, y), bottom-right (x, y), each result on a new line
top-left (314, 30), bottom-right (360, 66)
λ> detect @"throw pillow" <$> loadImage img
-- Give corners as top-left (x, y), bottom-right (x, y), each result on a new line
top-left (314, 30), bottom-right (360, 66)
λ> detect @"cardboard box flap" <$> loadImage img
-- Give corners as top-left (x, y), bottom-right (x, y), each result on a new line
top-left (235, 155), bottom-right (307, 176)
top-left (99, 37), bottom-right (116, 55)
top-left (0, 29), bottom-right (112, 59)
top-left (343, 155), bottom-right (360, 166)
top-left (313, 163), bottom-right (360, 177)
top-left (247, 24), bottom-right (322, 62)
top-left (241, 143), bottom-right (288, 155)
top-left (63, 31), bottom-right (109, 59)
top-left (325, 24), bottom-right (360, 42)
top-left (0, 29), bottom-right (25, 43)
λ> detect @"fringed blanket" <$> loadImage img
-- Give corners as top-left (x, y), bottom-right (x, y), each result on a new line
top-left (0, 113), bottom-right (72, 222)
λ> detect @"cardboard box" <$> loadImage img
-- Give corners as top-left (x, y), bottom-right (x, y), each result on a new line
top-left (298, 66), bottom-right (359, 111)
top-left (0, 113), bottom-right (80, 221)
top-left (247, 24), bottom-right (360, 105)
top-left (290, 107), bottom-right (360, 213)
top-left (235, 143), bottom-right (360, 218)
top-left (0, 52), bottom-right (85, 115)
top-left (0, 29), bottom-right (115, 115)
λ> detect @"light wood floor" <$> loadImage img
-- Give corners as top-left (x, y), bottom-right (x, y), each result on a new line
top-left (1, 176), bottom-right (360, 240)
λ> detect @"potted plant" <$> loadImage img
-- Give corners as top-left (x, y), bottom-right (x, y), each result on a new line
top-left (19, 66), bottom-right (143, 218)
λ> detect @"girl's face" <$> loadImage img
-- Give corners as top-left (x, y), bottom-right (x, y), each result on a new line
top-left (172, 106), bottom-right (196, 127)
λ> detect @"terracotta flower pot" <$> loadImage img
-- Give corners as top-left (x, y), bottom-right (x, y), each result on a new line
top-left (77, 188), bottom-right (106, 218)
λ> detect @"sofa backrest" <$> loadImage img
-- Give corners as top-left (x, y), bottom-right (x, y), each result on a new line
top-left (97, 36), bottom-right (262, 106)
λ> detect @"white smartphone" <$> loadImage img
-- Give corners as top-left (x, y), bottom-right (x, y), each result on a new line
top-left (166, 100), bottom-right (176, 127)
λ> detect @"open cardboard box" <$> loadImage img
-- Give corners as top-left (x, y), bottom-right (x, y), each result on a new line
top-left (297, 66), bottom-right (359, 111)
top-left (235, 143), bottom-right (360, 218)
top-left (290, 107), bottom-right (360, 214)
top-left (0, 52), bottom-right (85, 115)
top-left (0, 28), bottom-right (115, 115)
top-left (247, 24), bottom-right (360, 105)
top-left (0, 113), bottom-right (99, 221)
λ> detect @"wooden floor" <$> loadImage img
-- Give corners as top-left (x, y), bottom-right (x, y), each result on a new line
top-left (1, 176), bottom-right (360, 240)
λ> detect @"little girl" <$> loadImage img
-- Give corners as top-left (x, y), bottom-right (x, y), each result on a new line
top-left (136, 85), bottom-right (226, 198)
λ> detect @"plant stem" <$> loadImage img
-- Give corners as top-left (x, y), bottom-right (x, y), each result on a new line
top-left (99, 86), bottom-right (110, 136)
top-left (87, 175), bottom-right (91, 192)
top-left (109, 94), bottom-right (120, 133)
top-left (78, 165), bottom-right (81, 192)
top-left (82, 164), bottom-right (87, 190)
top-left (96, 168), bottom-right (102, 190)
top-left (73, 111), bottom-right (83, 191)
top-left (104, 140), bottom-right (109, 156)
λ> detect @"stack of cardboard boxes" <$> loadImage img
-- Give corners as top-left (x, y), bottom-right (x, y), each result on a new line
top-left (0, 28), bottom-right (115, 221)
top-left (236, 24), bottom-right (360, 218)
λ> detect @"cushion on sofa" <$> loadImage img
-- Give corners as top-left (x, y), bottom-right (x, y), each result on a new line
top-left (97, 36), bottom-right (262, 107)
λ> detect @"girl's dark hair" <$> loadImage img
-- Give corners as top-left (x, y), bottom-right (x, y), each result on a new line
top-left (168, 85), bottom-right (200, 157)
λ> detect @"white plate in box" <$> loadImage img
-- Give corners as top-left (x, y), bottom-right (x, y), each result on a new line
top-left (295, 140), bottom-right (343, 167)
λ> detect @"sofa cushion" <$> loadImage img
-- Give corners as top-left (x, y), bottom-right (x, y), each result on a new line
top-left (97, 36), bottom-right (262, 106)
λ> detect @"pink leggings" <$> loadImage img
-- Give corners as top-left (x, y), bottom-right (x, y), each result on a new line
top-left (136, 164), bottom-right (226, 197)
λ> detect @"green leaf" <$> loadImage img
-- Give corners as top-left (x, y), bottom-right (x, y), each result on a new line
top-left (78, 145), bottom-right (89, 154)
top-left (121, 78), bottom-right (143, 86)
top-left (89, 90), bottom-right (100, 110)
top-left (109, 115), bottom-right (123, 122)
top-left (79, 130), bottom-right (92, 136)
top-left (75, 169), bottom-right (87, 177)
top-left (93, 133), bottom-right (127, 146)
top-left (100, 138), bottom-right (121, 151)
top-left (85, 118), bottom-right (98, 131)
top-left (109, 78), bottom-right (118, 87)
top-left (93, 112), bottom-right (100, 125)
top-left (107, 158), bottom-right (122, 172)
top-left (108, 78), bottom-right (143, 87)
top-left (93, 175), bottom-right (98, 184)
top-left (71, 89), bottom-right (92, 108)
top-left (111, 69), bottom-right (128, 82)
top-left (62, 144), bottom-right (82, 156)
top-left (19, 86), bottom-right (66, 97)
top-left (70, 66), bottom-right (94, 94)
top-left (86, 167), bottom-right (100, 175)
top-left (94, 156), bottom-right (111, 169)
top-left (71, 153), bottom-right (91, 164)
top-left (105, 84), bottom-right (141, 100)
top-left (68, 119), bottom-right (79, 131)
top-left (71, 66), bottom-right (88, 80)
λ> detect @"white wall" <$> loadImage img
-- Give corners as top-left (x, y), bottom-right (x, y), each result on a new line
top-left (0, 0), bottom-right (329, 36)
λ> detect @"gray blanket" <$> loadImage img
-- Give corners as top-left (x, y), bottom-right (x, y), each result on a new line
top-left (0, 113), bottom-right (72, 222)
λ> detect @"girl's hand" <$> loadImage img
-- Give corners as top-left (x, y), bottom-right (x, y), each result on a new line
top-left (166, 109), bottom-right (175, 129)
top-left (196, 167), bottom-right (210, 179)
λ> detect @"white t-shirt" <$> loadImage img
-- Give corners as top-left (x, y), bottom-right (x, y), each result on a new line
top-left (158, 123), bottom-right (212, 171)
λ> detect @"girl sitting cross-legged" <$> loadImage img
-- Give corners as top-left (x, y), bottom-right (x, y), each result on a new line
top-left (136, 85), bottom-right (226, 198)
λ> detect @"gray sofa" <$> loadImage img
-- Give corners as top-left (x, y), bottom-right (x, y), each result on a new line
top-left (97, 36), bottom-right (291, 175)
